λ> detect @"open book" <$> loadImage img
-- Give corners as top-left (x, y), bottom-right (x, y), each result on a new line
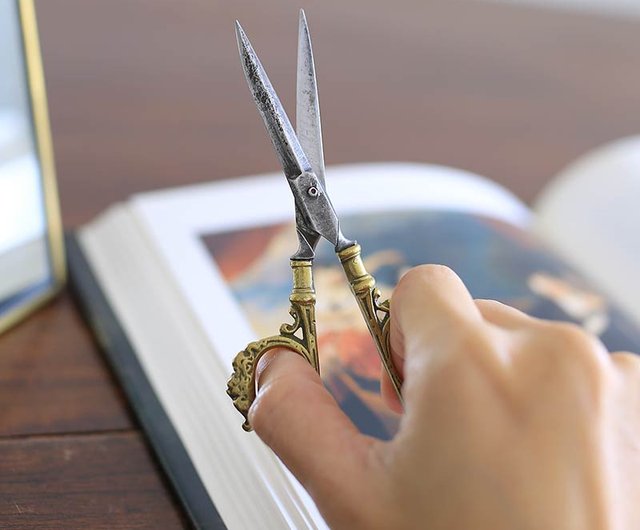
top-left (68, 136), bottom-right (640, 529)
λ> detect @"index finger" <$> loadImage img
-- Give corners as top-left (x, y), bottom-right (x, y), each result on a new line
top-left (389, 264), bottom-right (483, 377)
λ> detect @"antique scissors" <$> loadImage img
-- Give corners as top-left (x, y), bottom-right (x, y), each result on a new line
top-left (227, 10), bottom-right (403, 431)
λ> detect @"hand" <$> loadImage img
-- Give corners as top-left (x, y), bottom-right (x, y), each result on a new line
top-left (249, 265), bottom-right (640, 530)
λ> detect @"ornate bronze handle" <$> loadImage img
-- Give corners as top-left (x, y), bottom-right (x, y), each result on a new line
top-left (338, 244), bottom-right (403, 402)
top-left (226, 260), bottom-right (319, 431)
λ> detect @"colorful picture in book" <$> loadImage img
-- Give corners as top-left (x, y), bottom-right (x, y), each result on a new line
top-left (202, 210), bottom-right (640, 441)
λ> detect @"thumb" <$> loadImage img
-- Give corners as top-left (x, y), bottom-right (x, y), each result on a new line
top-left (249, 348), bottom-right (379, 505)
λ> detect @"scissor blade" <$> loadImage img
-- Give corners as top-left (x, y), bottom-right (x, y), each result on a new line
top-left (296, 9), bottom-right (325, 190)
top-left (235, 21), bottom-right (312, 179)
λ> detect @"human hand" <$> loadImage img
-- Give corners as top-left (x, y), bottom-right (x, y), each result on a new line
top-left (249, 265), bottom-right (640, 529)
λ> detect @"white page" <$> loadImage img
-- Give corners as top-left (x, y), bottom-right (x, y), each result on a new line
top-left (81, 206), bottom-right (313, 529)
top-left (534, 136), bottom-right (640, 325)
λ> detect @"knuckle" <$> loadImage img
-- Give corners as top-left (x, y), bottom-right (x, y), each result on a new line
top-left (547, 320), bottom-right (586, 342)
top-left (474, 298), bottom-right (500, 314)
top-left (396, 264), bottom-right (457, 295)
top-left (537, 321), bottom-right (612, 394)
top-left (611, 352), bottom-right (640, 378)
top-left (475, 298), bottom-right (531, 325)
top-left (543, 321), bottom-right (604, 358)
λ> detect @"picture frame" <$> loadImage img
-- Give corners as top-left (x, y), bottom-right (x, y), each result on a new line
top-left (0, 0), bottom-right (65, 334)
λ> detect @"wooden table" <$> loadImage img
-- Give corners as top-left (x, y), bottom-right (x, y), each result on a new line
top-left (2, 0), bottom-right (640, 527)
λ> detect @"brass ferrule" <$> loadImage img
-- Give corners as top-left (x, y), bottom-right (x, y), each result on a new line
top-left (338, 244), bottom-right (375, 292)
top-left (290, 260), bottom-right (315, 303)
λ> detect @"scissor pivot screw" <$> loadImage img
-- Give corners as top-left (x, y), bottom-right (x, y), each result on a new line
top-left (307, 186), bottom-right (319, 198)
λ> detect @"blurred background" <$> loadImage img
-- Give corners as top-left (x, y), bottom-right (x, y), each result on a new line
top-left (496, 0), bottom-right (640, 17)
top-left (34, 0), bottom-right (640, 229)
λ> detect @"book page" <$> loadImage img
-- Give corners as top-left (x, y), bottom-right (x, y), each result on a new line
top-left (80, 206), bottom-right (312, 530)
top-left (534, 136), bottom-right (640, 325)
top-left (128, 162), bottom-right (532, 527)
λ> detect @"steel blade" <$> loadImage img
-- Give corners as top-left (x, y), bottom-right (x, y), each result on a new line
top-left (296, 9), bottom-right (325, 189)
top-left (235, 21), bottom-right (311, 179)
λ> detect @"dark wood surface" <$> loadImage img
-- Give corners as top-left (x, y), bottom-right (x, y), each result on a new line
top-left (3, 0), bottom-right (640, 526)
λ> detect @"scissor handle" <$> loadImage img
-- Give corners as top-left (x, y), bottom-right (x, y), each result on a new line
top-left (338, 244), bottom-right (404, 403)
top-left (227, 260), bottom-right (319, 431)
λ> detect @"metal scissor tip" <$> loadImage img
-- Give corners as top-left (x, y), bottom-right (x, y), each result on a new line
top-left (235, 13), bottom-right (352, 256)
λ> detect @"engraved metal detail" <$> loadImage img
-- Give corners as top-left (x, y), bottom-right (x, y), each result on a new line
top-left (338, 244), bottom-right (403, 400)
top-left (226, 260), bottom-right (318, 431)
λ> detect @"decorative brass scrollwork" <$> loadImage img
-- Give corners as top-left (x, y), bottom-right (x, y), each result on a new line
top-left (338, 244), bottom-right (402, 400)
top-left (226, 260), bottom-right (318, 431)
top-left (227, 244), bottom-right (403, 431)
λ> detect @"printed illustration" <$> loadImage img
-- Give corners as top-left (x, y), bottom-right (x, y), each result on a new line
top-left (203, 210), bottom-right (640, 440)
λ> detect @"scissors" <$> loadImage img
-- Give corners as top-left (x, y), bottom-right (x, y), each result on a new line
top-left (227, 10), bottom-right (403, 431)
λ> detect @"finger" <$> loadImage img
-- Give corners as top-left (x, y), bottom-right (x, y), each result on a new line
top-left (609, 352), bottom-right (640, 427)
top-left (380, 365), bottom-right (403, 414)
top-left (475, 299), bottom-right (535, 329)
top-left (390, 264), bottom-right (482, 367)
top-left (249, 348), bottom-right (380, 505)
top-left (611, 351), bottom-right (640, 379)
